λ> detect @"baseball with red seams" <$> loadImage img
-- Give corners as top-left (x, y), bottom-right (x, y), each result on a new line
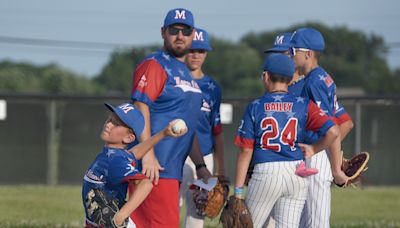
top-left (172, 119), bottom-right (187, 134)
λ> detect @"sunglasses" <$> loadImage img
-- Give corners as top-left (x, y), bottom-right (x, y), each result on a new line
top-left (290, 47), bottom-right (311, 56)
top-left (167, 26), bottom-right (193, 36)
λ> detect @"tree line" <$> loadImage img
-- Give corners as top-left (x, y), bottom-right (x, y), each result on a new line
top-left (1, 22), bottom-right (399, 97)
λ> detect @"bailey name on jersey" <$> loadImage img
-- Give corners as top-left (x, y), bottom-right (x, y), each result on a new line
top-left (264, 102), bottom-right (293, 112)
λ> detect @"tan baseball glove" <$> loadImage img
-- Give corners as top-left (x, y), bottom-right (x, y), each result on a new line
top-left (192, 176), bottom-right (229, 218)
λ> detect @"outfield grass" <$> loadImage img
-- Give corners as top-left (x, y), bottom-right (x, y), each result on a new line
top-left (0, 185), bottom-right (399, 228)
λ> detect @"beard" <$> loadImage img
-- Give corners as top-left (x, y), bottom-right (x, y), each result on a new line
top-left (164, 40), bottom-right (190, 58)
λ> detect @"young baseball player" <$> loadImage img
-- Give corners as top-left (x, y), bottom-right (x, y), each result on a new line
top-left (290, 27), bottom-right (350, 228)
top-left (82, 103), bottom-right (187, 227)
top-left (180, 28), bottom-right (227, 227)
top-left (234, 54), bottom-right (341, 228)
top-left (130, 8), bottom-right (212, 227)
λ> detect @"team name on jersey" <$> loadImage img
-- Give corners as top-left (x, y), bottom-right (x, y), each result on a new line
top-left (264, 102), bottom-right (293, 112)
top-left (84, 170), bottom-right (104, 184)
top-left (173, 77), bottom-right (202, 93)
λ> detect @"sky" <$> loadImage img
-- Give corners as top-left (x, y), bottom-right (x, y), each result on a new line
top-left (1, 0), bottom-right (400, 77)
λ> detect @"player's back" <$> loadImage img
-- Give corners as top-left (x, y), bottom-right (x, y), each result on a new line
top-left (236, 92), bottom-right (313, 164)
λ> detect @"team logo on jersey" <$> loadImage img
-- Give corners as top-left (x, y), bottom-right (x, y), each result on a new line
top-left (138, 74), bottom-right (147, 88)
top-left (84, 170), bottom-right (104, 184)
top-left (201, 99), bottom-right (211, 112)
top-left (194, 31), bottom-right (204, 41)
top-left (324, 74), bottom-right (334, 87)
top-left (173, 77), bottom-right (202, 93)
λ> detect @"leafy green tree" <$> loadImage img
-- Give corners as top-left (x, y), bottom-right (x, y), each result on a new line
top-left (0, 61), bottom-right (102, 94)
top-left (94, 45), bottom-right (160, 95)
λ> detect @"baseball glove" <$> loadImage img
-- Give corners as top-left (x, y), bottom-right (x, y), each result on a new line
top-left (341, 152), bottom-right (370, 186)
top-left (192, 176), bottom-right (229, 218)
top-left (220, 195), bottom-right (253, 228)
top-left (85, 188), bottom-right (127, 228)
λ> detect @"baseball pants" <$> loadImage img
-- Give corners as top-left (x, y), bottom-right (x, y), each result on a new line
top-left (299, 150), bottom-right (333, 228)
top-left (246, 161), bottom-right (308, 228)
top-left (179, 153), bottom-right (214, 228)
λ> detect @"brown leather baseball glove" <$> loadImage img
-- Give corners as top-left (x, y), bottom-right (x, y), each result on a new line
top-left (341, 151), bottom-right (370, 186)
top-left (192, 176), bottom-right (229, 218)
top-left (220, 195), bottom-right (253, 228)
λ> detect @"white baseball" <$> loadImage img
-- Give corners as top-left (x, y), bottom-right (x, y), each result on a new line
top-left (172, 119), bottom-right (187, 134)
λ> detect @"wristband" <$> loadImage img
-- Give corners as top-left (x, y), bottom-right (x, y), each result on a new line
top-left (195, 163), bottom-right (207, 171)
top-left (234, 186), bottom-right (244, 198)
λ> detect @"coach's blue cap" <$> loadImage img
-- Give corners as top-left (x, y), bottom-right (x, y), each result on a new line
top-left (164, 8), bottom-right (194, 28)
top-left (264, 32), bottom-right (293, 53)
top-left (105, 103), bottom-right (144, 137)
top-left (263, 54), bottom-right (295, 78)
top-left (190, 28), bottom-right (212, 51)
top-left (290, 27), bottom-right (325, 51)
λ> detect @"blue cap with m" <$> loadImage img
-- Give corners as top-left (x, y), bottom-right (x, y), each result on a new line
top-left (290, 27), bottom-right (325, 52)
top-left (163, 8), bottom-right (194, 28)
top-left (104, 103), bottom-right (144, 137)
top-left (190, 28), bottom-right (212, 51)
top-left (264, 32), bottom-right (293, 53)
top-left (263, 54), bottom-right (295, 78)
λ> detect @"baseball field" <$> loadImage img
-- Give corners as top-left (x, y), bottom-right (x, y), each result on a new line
top-left (0, 185), bottom-right (399, 228)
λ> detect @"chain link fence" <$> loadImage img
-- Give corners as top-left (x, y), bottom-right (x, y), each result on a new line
top-left (0, 94), bottom-right (399, 185)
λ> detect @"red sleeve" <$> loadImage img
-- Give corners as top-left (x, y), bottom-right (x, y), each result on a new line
top-left (306, 100), bottom-right (331, 131)
top-left (336, 112), bottom-right (352, 125)
top-left (131, 59), bottom-right (167, 102)
top-left (234, 135), bottom-right (255, 149)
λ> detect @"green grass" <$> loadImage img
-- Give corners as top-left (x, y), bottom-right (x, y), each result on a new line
top-left (0, 185), bottom-right (399, 227)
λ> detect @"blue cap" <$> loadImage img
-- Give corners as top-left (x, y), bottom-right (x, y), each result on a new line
top-left (105, 103), bottom-right (144, 137)
top-left (190, 28), bottom-right (212, 51)
top-left (163, 8), bottom-right (194, 28)
top-left (263, 54), bottom-right (295, 78)
top-left (290, 27), bottom-right (325, 51)
top-left (264, 32), bottom-right (293, 53)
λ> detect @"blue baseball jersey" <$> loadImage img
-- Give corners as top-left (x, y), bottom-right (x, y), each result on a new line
top-left (195, 75), bottom-right (223, 156)
top-left (131, 50), bottom-right (203, 181)
top-left (301, 67), bottom-right (338, 120)
top-left (234, 92), bottom-right (335, 165)
top-left (289, 70), bottom-right (352, 144)
top-left (82, 147), bottom-right (146, 220)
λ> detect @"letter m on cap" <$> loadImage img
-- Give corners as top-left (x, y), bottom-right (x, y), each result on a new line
top-left (274, 35), bottom-right (284, 45)
top-left (119, 104), bottom-right (134, 114)
top-left (194, 31), bottom-right (204, 41)
top-left (174, 10), bottom-right (186, 19)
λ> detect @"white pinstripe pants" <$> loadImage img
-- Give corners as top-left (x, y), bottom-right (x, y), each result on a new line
top-left (300, 150), bottom-right (333, 228)
top-left (179, 153), bottom-right (214, 228)
top-left (246, 160), bottom-right (308, 228)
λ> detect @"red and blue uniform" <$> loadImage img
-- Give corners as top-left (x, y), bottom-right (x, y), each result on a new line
top-left (131, 50), bottom-right (203, 181)
top-left (195, 75), bottom-right (222, 156)
top-left (234, 92), bottom-right (335, 165)
top-left (289, 71), bottom-right (352, 144)
top-left (82, 147), bottom-right (146, 224)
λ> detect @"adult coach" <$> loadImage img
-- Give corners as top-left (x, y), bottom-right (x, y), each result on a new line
top-left (180, 28), bottom-right (226, 227)
top-left (290, 27), bottom-right (349, 228)
top-left (130, 8), bottom-right (211, 227)
top-left (234, 54), bottom-right (340, 228)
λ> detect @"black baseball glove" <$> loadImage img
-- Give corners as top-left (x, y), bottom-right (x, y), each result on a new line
top-left (84, 188), bottom-right (127, 228)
